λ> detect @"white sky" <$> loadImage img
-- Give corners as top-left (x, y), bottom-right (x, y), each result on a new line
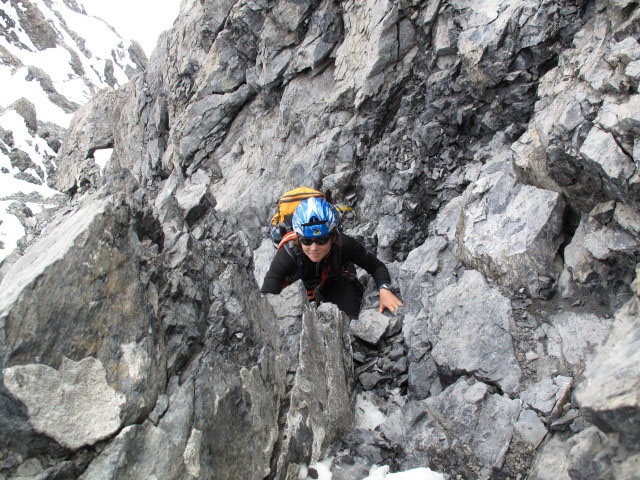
top-left (80, 0), bottom-right (182, 56)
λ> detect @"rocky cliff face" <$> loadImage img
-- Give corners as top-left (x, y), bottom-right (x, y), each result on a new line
top-left (0, 0), bottom-right (146, 264)
top-left (1, 0), bottom-right (639, 479)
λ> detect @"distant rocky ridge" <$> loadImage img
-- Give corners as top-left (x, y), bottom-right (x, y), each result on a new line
top-left (0, 0), bottom-right (146, 264)
top-left (0, 0), bottom-right (639, 479)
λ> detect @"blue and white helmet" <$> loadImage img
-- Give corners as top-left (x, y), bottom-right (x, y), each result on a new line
top-left (292, 197), bottom-right (339, 238)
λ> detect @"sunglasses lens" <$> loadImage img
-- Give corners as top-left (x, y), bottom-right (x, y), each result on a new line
top-left (300, 235), bottom-right (330, 246)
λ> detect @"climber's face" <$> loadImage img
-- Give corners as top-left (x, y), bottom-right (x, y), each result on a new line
top-left (300, 235), bottom-right (332, 263)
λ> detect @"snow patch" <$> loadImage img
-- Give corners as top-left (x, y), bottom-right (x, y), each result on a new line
top-left (0, 172), bottom-right (59, 198)
top-left (356, 392), bottom-right (387, 431)
top-left (0, 110), bottom-right (58, 185)
top-left (0, 201), bottom-right (25, 263)
top-left (0, 68), bottom-right (73, 126)
top-left (300, 457), bottom-right (334, 480)
top-left (34, 0), bottom-right (134, 86)
top-left (25, 202), bottom-right (57, 215)
top-left (93, 148), bottom-right (113, 175)
top-left (1, 2), bottom-right (37, 51)
top-left (364, 465), bottom-right (445, 480)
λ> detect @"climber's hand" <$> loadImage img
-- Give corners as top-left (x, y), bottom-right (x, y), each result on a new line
top-left (379, 288), bottom-right (403, 314)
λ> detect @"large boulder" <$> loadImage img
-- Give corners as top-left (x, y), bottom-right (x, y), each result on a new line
top-left (398, 232), bottom-right (461, 399)
top-left (273, 303), bottom-right (356, 479)
top-left (78, 375), bottom-right (195, 479)
top-left (382, 377), bottom-right (521, 475)
top-left (431, 270), bottom-right (522, 394)
top-left (576, 264), bottom-right (640, 449)
top-left (457, 156), bottom-right (566, 299)
top-left (0, 191), bottom-right (166, 454)
top-left (559, 203), bottom-right (639, 311)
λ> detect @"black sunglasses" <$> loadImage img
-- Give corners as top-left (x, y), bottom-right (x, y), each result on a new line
top-left (299, 236), bottom-right (331, 246)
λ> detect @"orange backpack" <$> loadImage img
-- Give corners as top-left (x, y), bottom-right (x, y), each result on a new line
top-left (270, 187), bottom-right (326, 247)
top-left (270, 187), bottom-right (325, 229)
top-left (269, 187), bottom-right (352, 248)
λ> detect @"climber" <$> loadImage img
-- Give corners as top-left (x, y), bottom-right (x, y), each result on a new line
top-left (261, 197), bottom-right (403, 318)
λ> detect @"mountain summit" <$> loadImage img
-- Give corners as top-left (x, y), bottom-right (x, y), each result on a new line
top-left (0, 0), bottom-right (146, 262)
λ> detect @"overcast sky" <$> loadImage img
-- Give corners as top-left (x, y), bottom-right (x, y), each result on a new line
top-left (80, 0), bottom-right (182, 55)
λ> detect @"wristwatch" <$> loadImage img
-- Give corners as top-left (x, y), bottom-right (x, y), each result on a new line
top-left (379, 284), bottom-right (393, 292)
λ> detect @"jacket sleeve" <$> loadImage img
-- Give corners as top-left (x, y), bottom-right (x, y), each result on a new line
top-left (260, 247), bottom-right (298, 294)
top-left (341, 234), bottom-right (391, 288)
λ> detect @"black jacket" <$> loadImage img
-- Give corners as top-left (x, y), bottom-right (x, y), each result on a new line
top-left (261, 233), bottom-right (391, 294)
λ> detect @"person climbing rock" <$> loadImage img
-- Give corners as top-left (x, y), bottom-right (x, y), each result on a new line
top-left (261, 196), bottom-right (403, 318)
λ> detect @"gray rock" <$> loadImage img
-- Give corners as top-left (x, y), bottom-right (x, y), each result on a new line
top-left (579, 126), bottom-right (635, 199)
top-left (433, 8), bottom-right (457, 56)
top-left (388, 345), bottom-right (404, 361)
top-left (81, 377), bottom-right (197, 480)
top-left (330, 457), bottom-right (371, 480)
top-left (148, 394), bottom-right (169, 426)
top-left (175, 168), bottom-right (213, 220)
top-left (193, 346), bottom-right (285, 480)
top-left (430, 194), bottom-right (465, 242)
top-left (0, 192), bottom-right (166, 453)
top-left (614, 202), bottom-right (640, 236)
top-left (360, 371), bottom-right (385, 390)
top-left (431, 270), bottom-right (522, 394)
top-left (457, 157), bottom-right (565, 299)
top-left (4, 357), bottom-right (124, 450)
top-left (521, 376), bottom-right (573, 417)
top-left (84, 376), bottom-right (195, 480)
top-left (386, 314), bottom-right (403, 337)
top-left (78, 426), bottom-right (138, 480)
top-left (54, 87), bottom-right (125, 194)
top-left (551, 409), bottom-right (580, 432)
top-left (14, 458), bottom-right (44, 477)
top-left (514, 409), bottom-right (548, 448)
top-left (11, 98), bottom-right (38, 132)
top-left (333, 0), bottom-right (415, 108)
top-left (399, 233), bottom-right (461, 400)
top-left (7, 0), bottom-right (640, 477)
top-left (350, 309), bottom-right (390, 345)
top-left (511, 9), bottom-right (640, 215)
top-left (392, 357), bottom-right (408, 374)
top-left (528, 435), bottom-right (571, 480)
top-left (565, 427), bottom-right (614, 480)
top-left (470, 393), bottom-right (522, 469)
top-left (399, 235), bottom-right (453, 320)
top-left (274, 304), bottom-right (355, 477)
top-left (560, 213), bottom-right (638, 311)
top-left (393, 378), bottom-right (520, 471)
top-left (576, 265), bottom-right (640, 449)
top-left (552, 311), bottom-right (613, 367)
top-left (407, 356), bottom-right (439, 400)
top-left (183, 427), bottom-right (203, 478)
top-left (174, 85), bottom-right (254, 166)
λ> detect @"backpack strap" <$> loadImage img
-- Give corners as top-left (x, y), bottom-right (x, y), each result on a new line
top-left (277, 232), bottom-right (306, 287)
top-left (277, 231), bottom-right (298, 251)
